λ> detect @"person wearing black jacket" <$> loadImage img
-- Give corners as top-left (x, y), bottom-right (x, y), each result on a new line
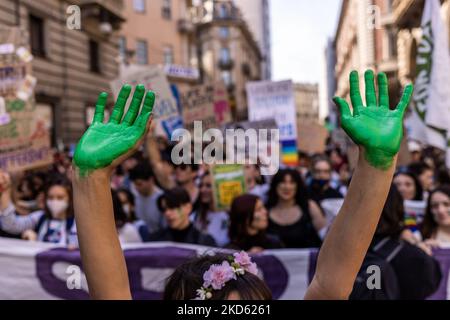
top-left (146, 187), bottom-right (216, 247)
top-left (351, 184), bottom-right (442, 300)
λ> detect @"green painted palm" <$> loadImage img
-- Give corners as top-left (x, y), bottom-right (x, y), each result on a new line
top-left (333, 70), bottom-right (413, 170)
top-left (74, 84), bottom-right (155, 175)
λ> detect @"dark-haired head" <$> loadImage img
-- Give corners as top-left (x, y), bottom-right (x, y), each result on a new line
top-left (421, 185), bottom-right (450, 239)
top-left (43, 177), bottom-right (74, 219)
top-left (267, 168), bottom-right (309, 211)
top-left (158, 187), bottom-right (193, 230)
top-left (129, 162), bottom-right (155, 196)
top-left (393, 171), bottom-right (423, 201)
top-left (229, 194), bottom-right (268, 247)
top-left (408, 162), bottom-right (434, 192)
top-left (164, 253), bottom-right (272, 300)
top-left (194, 171), bottom-right (214, 228)
top-left (375, 184), bottom-right (405, 237)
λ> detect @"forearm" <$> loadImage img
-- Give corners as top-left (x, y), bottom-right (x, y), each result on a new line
top-left (0, 203), bottom-right (40, 234)
top-left (73, 170), bottom-right (131, 299)
top-left (146, 137), bottom-right (174, 189)
top-left (306, 150), bottom-right (396, 299)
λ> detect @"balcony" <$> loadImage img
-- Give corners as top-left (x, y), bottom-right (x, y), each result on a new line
top-left (218, 58), bottom-right (234, 70)
top-left (392, 0), bottom-right (424, 29)
top-left (178, 18), bottom-right (195, 34)
top-left (74, 0), bottom-right (125, 31)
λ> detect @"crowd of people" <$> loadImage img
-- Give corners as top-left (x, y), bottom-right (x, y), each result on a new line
top-left (1, 139), bottom-right (448, 256)
top-left (0, 72), bottom-right (449, 300)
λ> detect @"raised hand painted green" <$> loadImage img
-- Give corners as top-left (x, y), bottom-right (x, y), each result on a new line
top-left (73, 84), bottom-right (155, 176)
top-left (333, 70), bottom-right (413, 170)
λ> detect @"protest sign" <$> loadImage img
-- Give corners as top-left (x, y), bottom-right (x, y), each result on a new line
top-left (297, 123), bottom-right (328, 154)
top-left (222, 119), bottom-right (279, 175)
top-left (181, 83), bottom-right (231, 139)
top-left (0, 27), bottom-right (52, 172)
top-left (211, 164), bottom-right (246, 211)
top-left (246, 80), bottom-right (298, 166)
top-left (111, 65), bottom-right (182, 138)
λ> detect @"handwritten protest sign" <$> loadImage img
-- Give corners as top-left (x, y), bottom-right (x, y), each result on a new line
top-left (211, 164), bottom-right (246, 211)
top-left (111, 65), bottom-right (182, 138)
top-left (181, 83), bottom-right (231, 139)
top-left (0, 27), bottom-right (52, 172)
top-left (246, 80), bottom-right (298, 166)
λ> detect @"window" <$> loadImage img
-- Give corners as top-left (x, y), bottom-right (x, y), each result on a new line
top-left (221, 71), bottom-right (232, 86)
top-left (218, 4), bottom-right (229, 18)
top-left (136, 40), bottom-right (148, 65)
top-left (89, 40), bottom-right (100, 73)
top-left (162, 0), bottom-right (171, 19)
top-left (220, 47), bottom-right (231, 62)
top-left (163, 45), bottom-right (174, 65)
top-left (29, 14), bottom-right (46, 57)
top-left (133, 0), bottom-right (146, 13)
top-left (119, 36), bottom-right (127, 58)
top-left (219, 27), bottom-right (230, 39)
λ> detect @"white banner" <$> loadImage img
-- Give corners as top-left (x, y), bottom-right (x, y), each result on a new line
top-left (1, 238), bottom-right (449, 300)
top-left (0, 238), bottom-right (313, 300)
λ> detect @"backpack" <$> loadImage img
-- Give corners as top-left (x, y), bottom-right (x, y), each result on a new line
top-left (349, 237), bottom-right (403, 300)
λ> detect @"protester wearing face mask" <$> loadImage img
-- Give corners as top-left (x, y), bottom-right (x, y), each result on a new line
top-left (307, 155), bottom-right (343, 204)
top-left (0, 170), bottom-right (77, 246)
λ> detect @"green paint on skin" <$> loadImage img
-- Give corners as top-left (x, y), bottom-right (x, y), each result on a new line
top-left (333, 70), bottom-right (414, 170)
top-left (73, 84), bottom-right (155, 177)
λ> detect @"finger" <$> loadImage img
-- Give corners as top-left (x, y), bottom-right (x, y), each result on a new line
top-left (93, 92), bottom-right (108, 124)
top-left (349, 71), bottom-right (363, 115)
top-left (396, 84), bottom-right (414, 115)
top-left (122, 84), bottom-right (145, 126)
top-left (135, 91), bottom-right (155, 129)
top-left (364, 70), bottom-right (377, 107)
top-left (109, 84), bottom-right (132, 124)
top-left (377, 72), bottom-right (389, 109)
top-left (333, 97), bottom-right (352, 120)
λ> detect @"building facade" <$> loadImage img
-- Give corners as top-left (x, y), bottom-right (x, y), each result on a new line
top-left (233, 0), bottom-right (271, 80)
top-left (0, 0), bottom-right (124, 144)
top-left (334, 0), bottom-right (400, 105)
top-left (192, 0), bottom-right (263, 120)
top-left (393, 0), bottom-right (450, 87)
top-left (119, 0), bottom-right (200, 91)
top-left (319, 38), bottom-right (336, 126)
top-left (294, 83), bottom-right (319, 125)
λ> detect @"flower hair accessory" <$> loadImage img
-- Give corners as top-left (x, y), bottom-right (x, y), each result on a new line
top-left (195, 251), bottom-right (259, 300)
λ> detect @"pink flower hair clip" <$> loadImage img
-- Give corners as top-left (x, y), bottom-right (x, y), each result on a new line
top-left (195, 251), bottom-right (259, 300)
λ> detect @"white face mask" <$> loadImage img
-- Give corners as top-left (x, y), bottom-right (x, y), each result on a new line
top-left (46, 199), bottom-right (69, 218)
top-left (122, 204), bottom-right (131, 216)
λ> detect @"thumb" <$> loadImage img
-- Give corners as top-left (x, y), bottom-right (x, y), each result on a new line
top-left (333, 97), bottom-right (352, 121)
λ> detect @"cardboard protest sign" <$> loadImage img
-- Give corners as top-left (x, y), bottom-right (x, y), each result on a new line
top-left (181, 83), bottom-right (231, 139)
top-left (111, 65), bottom-right (182, 138)
top-left (246, 80), bottom-right (298, 166)
top-left (297, 123), bottom-right (328, 154)
top-left (0, 27), bottom-right (52, 172)
top-left (211, 164), bottom-right (246, 211)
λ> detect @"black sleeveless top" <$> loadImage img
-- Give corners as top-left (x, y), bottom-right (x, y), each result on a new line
top-left (267, 205), bottom-right (322, 249)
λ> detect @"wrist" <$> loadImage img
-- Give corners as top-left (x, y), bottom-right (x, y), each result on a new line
top-left (72, 165), bottom-right (111, 184)
top-left (360, 147), bottom-right (397, 171)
